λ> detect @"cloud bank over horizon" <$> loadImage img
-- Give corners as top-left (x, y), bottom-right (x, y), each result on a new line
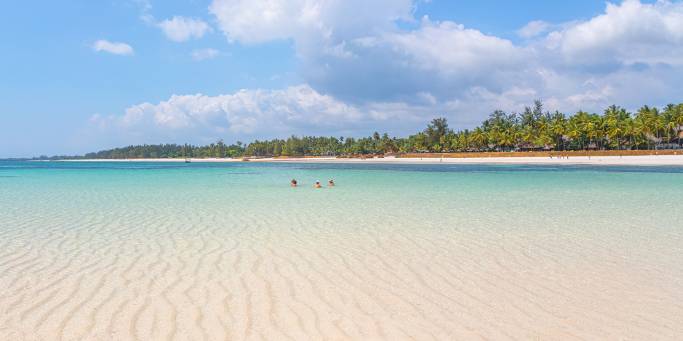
top-left (92, 0), bottom-right (683, 146)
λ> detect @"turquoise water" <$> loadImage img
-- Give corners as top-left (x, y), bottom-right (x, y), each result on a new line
top-left (1, 161), bottom-right (682, 339)
top-left (2, 161), bottom-right (682, 243)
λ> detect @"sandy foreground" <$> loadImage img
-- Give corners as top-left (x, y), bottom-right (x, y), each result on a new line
top-left (2, 187), bottom-right (682, 340)
top-left (62, 154), bottom-right (683, 166)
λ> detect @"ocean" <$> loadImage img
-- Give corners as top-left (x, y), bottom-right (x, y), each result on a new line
top-left (1, 161), bottom-right (682, 339)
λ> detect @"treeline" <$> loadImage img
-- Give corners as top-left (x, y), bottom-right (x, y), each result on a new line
top-left (81, 143), bottom-right (246, 159)
top-left (51, 101), bottom-right (683, 159)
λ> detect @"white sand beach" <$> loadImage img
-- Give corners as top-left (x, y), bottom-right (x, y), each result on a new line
top-left (64, 154), bottom-right (683, 166)
top-left (3, 160), bottom-right (683, 340)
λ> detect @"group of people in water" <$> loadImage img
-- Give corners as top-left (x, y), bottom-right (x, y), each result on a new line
top-left (290, 179), bottom-right (334, 188)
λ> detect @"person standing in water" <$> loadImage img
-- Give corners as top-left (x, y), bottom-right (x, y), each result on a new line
top-left (328, 179), bottom-right (335, 187)
top-left (314, 180), bottom-right (322, 188)
top-left (290, 179), bottom-right (298, 187)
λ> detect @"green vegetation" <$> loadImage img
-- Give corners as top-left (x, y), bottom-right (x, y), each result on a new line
top-left (77, 142), bottom-right (246, 159)
top-left (50, 101), bottom-right (683, 159)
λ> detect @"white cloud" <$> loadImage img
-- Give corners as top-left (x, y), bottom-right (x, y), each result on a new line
top-left (91, 85), bottom-right (371, 141)
top-left (206, 0), bottom-right (683, 104)
top-left (90, 1), bottom-right (683, 145)
top-left (133, 0), bottom-right (152, 20)
top-left (209, 1), bottom-right (527, 102)
top-left (545, 0), bottom-right (683, 66)
top-left (383, 17), bottom-right (524, 75)
top-left (158, 16), bottom-right (212, 42)
top-left (298, 16), bottom-right (530, 103)
top-left (209, 0), bottom-right (414, 44)
top-left (92, 40), bottom-right (134, 56)
top-left (191, 48), bottom-right (220, 61)
top-left (517, 20), bottom-right (550, 39)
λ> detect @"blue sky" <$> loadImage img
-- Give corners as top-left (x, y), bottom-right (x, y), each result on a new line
top-left (1, 0), bottom-right (681, 157)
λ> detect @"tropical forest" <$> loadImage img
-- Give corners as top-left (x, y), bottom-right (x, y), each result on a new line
top-left (47, 101), bottom-right (683, 159)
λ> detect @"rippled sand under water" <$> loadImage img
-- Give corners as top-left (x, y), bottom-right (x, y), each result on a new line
top-left (1, 162), bottom-right (682, 340)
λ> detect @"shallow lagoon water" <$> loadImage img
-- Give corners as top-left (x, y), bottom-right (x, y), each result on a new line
top-left (1, 161), bottom-right (682, 339)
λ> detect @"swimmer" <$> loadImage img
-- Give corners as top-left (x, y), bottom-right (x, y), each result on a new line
top-left (314, 180), bottom-right (322, 188)
top-left (290, 179), bottom-right (298, 187)
top-left (328, 179), bottom-right (335, 187)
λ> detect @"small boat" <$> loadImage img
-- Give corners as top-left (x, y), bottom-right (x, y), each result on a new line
top-left (185, 158), bottom-right (191, 163)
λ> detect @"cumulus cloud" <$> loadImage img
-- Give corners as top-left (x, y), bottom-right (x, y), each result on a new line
top-left (208, 0), bottom-right (413, 45)
top-left (206, 0), bottom-right (683, 104)
top-left (544, 0), bottom-right (683, 66)
top-left (158, 16), bottom-right (212, 42)
top-left (191, 48), bottom-right (220, 61)
top-left (93, 1), bottom-right (683, 144)
top-left (386, 19), bottom-right (523, 74)
top-left (517, 20), bottom-right (551, 39)
top-left (92, 82), bottom-right (565, 144)
top-left (300, 16), bottom-right (531, 103)
top-left (91, 85), bottom-right (382, 143)
top-left (208, 1), bottom-right (530, 103)
top-left (92, 40), bottom-right (134, 56)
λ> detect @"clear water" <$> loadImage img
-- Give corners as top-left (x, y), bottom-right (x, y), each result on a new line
top-left (1, 161), bottom-right (682, 339)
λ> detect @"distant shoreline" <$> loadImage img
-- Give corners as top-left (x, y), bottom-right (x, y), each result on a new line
top-left (52, 152), bottom-right (683, 166)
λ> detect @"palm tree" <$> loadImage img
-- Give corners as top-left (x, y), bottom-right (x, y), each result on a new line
top-left (568, 111), bottom-right (591, 149)
top-left (604, 105), bottom-right (627, 150)
top-left (676, 104), bottom-right (683, 146)
top-left (550, 111), bottom-right (567, 150)
top-left (635, 106), bottom-right (659, 149)
top-left (661, 105), bottom-right (678, 148)
top-left (566, 119), bottom-right (582, 150)
top-left (621, 117), bottom-right (636, 149)
top-left (633, 116), bottom-right (649, 149)
top-left (499, 127), bottom-right (517, 150)
top-left (584, 117), bottom-right (598, 150)
top-left (471, 128), bottom-right (487, 151)
top-left (653, 110), bottom-right (665, 149)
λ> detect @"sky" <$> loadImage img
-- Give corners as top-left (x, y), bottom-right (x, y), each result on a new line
top-left (1, 0), bottom-right (682, 157)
